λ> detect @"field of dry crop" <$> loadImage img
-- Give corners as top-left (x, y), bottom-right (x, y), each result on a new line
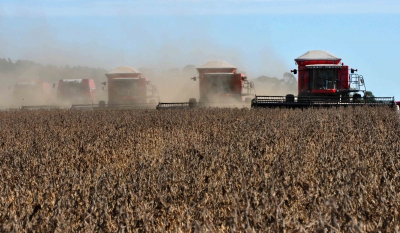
top-left (0, 107), bottom-right (400, 232)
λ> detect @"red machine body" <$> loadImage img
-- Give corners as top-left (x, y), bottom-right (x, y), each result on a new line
top-left (105, 67), bottom-right (157, 104)
top-left (13, 81), bottom-right (52, 105)
top-left (57, 79), bottom-right (96, 104)
top-left (295, 50), bottom-right (353, 97)
top-left (196, 61), bottom-right (253, 102)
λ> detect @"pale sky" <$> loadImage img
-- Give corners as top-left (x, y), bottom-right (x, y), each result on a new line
top-left (0, 0), bottom-right (399, 98)
top-left (2, 0), bottom-right (400, 16)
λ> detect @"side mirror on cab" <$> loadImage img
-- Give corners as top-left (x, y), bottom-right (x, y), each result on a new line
top-left (191, 77), bottom-right (197, 81)
top-left (291, 69), bottom-right (297, 74)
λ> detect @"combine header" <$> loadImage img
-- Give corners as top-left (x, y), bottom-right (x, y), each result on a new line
top-left (251, 50), bottom-right (395, 108)
top-left (157, 61), bottom-right (254, 109)
top-left (71, 66), bottom-right (159, 110)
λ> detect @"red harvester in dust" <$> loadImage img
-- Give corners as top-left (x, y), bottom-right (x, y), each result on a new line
top-left (100, 66), bottom-right (158, 108)
top-left (157, 61), bottom-right (254, 109)
top-left (57, 79), bottom-right (96, 105)
top-left (13, 81), bottom-right (53, 107)
top-left (195, 61), bottom-right (254, 102)
top-left (251, 50), bottom-right (395, 108)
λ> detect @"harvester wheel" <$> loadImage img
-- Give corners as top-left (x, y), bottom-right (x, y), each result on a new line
top-left (297, 96), bottom-right (306, 103)
top-left (353, 94), bottom-right (362, 103)
top-left (341, 95), bottom-right (350, 103)
top-left (99, 100), bottom-right (106, 108)
top-left (285, 94), bottom-right (295, 102)
top-left (245, 97), bottom-right (252, 103)
top-left (189, 98), bottom-right (197, 108)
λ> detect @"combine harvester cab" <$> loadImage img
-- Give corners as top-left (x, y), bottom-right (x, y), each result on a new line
top-left (251, 50), bottom-right (395, 108)
top-left (71, 66), bottom-right (159, 110)
top-left (14, 81), bottom-right (58, 110)
top-left (157, 61), bottom-right (255, 109)
top-left (57, 79), bottom-right (96, 106)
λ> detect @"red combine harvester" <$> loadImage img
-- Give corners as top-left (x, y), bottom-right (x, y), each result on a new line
top-left (70, 66), bottom-right (159, 109)
top-left (57, 79), bottom-right (96, 105)
top-left (13, 81), bottom-right (56, 109)
top-left (71, 67), bottom-right (159, 109)
top-left (251, 50), bottom-right (395, 108)
top-left (105, 66), bottom-right (158, 108)
top-left (157, 61), bottom-right (254, 109)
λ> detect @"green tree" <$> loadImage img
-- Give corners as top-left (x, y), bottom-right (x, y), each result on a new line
top-left (365, 91), bottom-right (375, 98)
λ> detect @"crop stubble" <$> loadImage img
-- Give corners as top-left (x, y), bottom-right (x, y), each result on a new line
top-left (0, 107), bottom-right (399, 232)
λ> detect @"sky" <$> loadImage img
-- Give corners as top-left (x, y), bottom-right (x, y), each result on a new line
top-left (0, 0), bottom-right (399, 98)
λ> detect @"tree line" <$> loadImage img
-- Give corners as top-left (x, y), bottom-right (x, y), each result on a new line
top-left (0, 58), bottom-right (298, 95)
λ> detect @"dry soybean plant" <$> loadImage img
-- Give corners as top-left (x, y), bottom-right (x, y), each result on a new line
top-left (0, 107), bottom-right (400, 232)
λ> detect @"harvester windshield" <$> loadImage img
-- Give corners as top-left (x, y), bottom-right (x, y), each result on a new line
top-left (210, 77), bottom-right (232, 94)
top-left (312, 68), bottom-right (337, 90)
top-left (113, 79), bottom-right (138, 97)
top-left (203, 73), bottom-right (234, 96)
top-left (60, 81), bottom-right (86, 96)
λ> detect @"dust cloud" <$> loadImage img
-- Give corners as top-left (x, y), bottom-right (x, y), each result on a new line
top-left (0, 15), bottom-right (296, 108)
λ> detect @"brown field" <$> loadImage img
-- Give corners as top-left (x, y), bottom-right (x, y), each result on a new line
top-left (0, 107), bottom-right (399, 232)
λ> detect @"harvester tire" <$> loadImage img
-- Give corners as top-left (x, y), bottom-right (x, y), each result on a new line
top-left (189, 98), bottom-right (197, 108)
top-left (99, 101), bottom-right (106, 108)
top-left (285, 94), bottom-right (295, 102)
top-left (353, 94), bottom-right (362, 103)
top-left (297, 96), bottom-right (306, 103)
top-left (341, 95), bottom-right (350, 103)
top-left (245, 97), bottom-right (252, 103)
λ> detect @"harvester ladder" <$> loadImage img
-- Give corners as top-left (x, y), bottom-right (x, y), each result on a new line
top-left (148, 84), bottom-right (160, 102)
top-left (243, 80), bottom-right (255, 95)
top-left (349, 74), bottom-right (366, 92)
